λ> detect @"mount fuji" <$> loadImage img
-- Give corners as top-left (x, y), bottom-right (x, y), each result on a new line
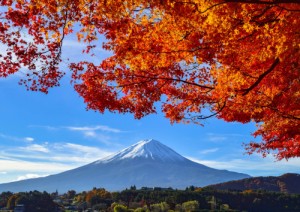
top-left (0, 139), bottom-right (250, 192)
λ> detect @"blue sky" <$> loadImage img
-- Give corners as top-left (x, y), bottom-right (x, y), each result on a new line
top-left (0, 36), bottom-right (299, 184)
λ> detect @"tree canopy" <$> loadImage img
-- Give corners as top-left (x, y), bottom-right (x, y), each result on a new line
top-left (0, 0), bottom-right (299, 159)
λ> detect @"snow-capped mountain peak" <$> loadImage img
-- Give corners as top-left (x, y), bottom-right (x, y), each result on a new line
top-left (0, 139), bottom-right (250, 192)
top-left (97, 139), bottom-right (186, 163)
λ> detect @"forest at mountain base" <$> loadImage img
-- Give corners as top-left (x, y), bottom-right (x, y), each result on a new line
top-left (1, 186), bottom-right (300, 212)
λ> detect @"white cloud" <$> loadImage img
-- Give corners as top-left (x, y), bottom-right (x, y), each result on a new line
top-left (24, 137), bottom-right (34, 142)
top-left (199, 148), bottom-right (219, 154)
top-left (17, 173), bottom-right (48, 181)
top-left (84, 131), bottom-right (96, 137)
top-left (20, 144), bottom-right (49, 153)
top-left (0, 171), bottom-right (7, 174)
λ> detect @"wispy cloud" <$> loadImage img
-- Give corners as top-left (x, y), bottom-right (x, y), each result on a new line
top-left (0, 142), bottom-right (115, 183)
top-left (30, 124), bottom-right (124, 134)
top-left (208, 136), bottom-right (227, 142)
top-left (0, 159), bottom-right (75, 173)
top-left (206, 133), bottom-right (245, 142)
top-left (187, 156), bottom-right (300, 177)
top-left (2, 142), bottom-right (113, 166)
top-left (0, 133), bottom-right (35, 143)
top-left (62, 142), bottom-right (113, 158)
top-left (84, 133), bottom-right (113, 145)
top-left (207, 133), bottom-right (227, 142)
top-left (66, 125), bottom-right (123, 133)
top-left (199, 148), bottom-right (219, 154)
top-left (27, 124), bottom-right (127, 147)
top-left (0, 133), bottom-right (20, 141)
top-left (28, 125), bottom-right (124, 145)
top-left (65, 125), bottom-right (125, 146)
top-left (28, 125), bottom-right (58, 131)
top-left (20, 144), bottom-right (49, 153)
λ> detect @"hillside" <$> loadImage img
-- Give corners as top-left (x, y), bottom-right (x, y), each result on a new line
top-left (206, 173), bottom-right (300, 194)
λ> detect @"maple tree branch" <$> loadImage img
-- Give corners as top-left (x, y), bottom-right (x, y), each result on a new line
top-left (241, 58), bottom-right (280, 96)
top-left (223, 0), bottom-right (300, 4)
top-left (256, 103), bottom-right (300, 120)
top-left (114, 71), bottom-right (214, 91)
top-left (137, 45), bottom-right (210, 54)
top-left (115, 78), bottom-right (155, 88)
top-left (58, 10), bottom-right (69, 58)
top-left (281, 114), bottom-right (300, 120)
top-left (276, 5), bottom-right (300, 12)
top-left (133, 74), bottom-right (215, 90)
top-left (252, 5), bottom-right (275, 19)
top-left (266, 104), bottom-right (300, 120)
top-left (192, 100), bottom-right (227, 120)
top-left (175, 0), bottom-right (299, 15)
top-left (271, 105), bottom-right (300, 120)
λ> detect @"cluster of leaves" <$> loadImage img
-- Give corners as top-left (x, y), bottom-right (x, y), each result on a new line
top-left (112, 200), bottom-right (199, 212)
top-left (3, 190), bottom-right (56, 211)
top-left (0, 0), bottom-right (299, 159)
top-left (78, 187), bottom-right (112, 206)
top-left (0, 191), bottom-right (13, 208)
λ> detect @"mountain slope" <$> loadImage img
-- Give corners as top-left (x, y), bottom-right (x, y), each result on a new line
top-left (206, 173), bottom-right (300, 194)
top-left (0, 139), bottom-right (250, 192)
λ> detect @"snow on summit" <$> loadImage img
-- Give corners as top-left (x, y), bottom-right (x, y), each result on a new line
top-left (98, 139), bottom-right (186, 163)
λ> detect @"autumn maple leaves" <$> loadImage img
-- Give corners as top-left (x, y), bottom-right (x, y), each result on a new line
top-left (0, 0), bottom-right (299, 159)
